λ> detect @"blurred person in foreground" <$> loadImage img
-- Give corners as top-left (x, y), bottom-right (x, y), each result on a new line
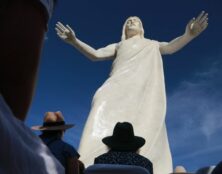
top-left (0, 0), bottom-right (65, 173)
top-left (0, 0), bottom-right (56, 121)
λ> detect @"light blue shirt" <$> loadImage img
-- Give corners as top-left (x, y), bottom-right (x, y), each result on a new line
top-left (0, 95), bottom-right (65, 174)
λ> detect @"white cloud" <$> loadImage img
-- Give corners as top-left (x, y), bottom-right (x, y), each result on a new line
top-left (176, 144), bottom-right (222, 161)
top-left (166, 57), bottom-right (222, 160)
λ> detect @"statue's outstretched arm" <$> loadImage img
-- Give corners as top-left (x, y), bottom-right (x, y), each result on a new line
top-left (55, 22), bottom-right (117, 61)
top-left (159, 11), bottom-right (208, 55)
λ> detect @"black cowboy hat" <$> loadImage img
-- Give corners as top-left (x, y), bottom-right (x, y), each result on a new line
top-left (102, 122), bottom-right (145, 151)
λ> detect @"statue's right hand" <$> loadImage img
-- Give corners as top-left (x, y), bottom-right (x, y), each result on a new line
top-left (55, 22), bottom-right (76, 44)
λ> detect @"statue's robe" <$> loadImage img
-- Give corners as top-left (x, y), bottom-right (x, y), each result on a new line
top-left (79, 37), bottom-right (172, 174)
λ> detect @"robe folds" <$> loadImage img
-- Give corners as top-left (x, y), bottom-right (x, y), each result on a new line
top-left (79, 37), bottom-right (173, 174)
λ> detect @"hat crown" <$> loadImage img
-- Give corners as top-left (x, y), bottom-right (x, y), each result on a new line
top-left (102, 122), bottom-right (145, 151)
top-left (43, 111), bottom-right (65, 123)
top-left (112, 122), bottom-right (135, 142)
top-left (31, 111), bottom-right (74, 131)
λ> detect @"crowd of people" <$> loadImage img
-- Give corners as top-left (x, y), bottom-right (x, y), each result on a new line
top-left (0, 0), bottom-right (221, 174)
top-left (32, 113), bottom-right (153, 174)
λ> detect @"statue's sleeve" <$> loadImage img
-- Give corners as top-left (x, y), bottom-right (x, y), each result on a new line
top-left (149, 40), bottom-right (168, 53)
top-left (151, 40), bottom-right (170, 55)
top-left (95, 43), bottom-right (118, 60)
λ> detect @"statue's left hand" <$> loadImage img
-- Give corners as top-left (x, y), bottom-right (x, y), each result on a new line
top-left (55, 22), bottom-right (76, 45)
top-left (185, 11), bottom-right (208, 38)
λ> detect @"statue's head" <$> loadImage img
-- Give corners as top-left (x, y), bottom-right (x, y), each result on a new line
top-left (121, 16), bottom-right (144, 41)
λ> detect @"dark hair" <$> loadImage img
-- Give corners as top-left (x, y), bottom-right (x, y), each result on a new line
top-left (40, 130), bottom-right (64, 139)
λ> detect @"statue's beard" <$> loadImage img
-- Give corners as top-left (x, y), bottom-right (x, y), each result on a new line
top-left (125, 29), bottom-right (141, 38)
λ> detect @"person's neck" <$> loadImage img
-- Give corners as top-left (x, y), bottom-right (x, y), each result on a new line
top-left (126, 34), bottom-right (141, 40)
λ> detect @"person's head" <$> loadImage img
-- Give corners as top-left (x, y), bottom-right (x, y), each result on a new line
top-left (195, 166), bottom-right (215, 174)
top-left (32, 111), bottom-right (74, 138)
top-left (212, 161), bottom-right (222, 174)
top-left (41, 130), bottom-right (64, 138)
top-left (102, 122), bottom-right (145, 152)
top-left (121, 16), bottom-right (144, 41)
top-left (170, 165), bottom-right (194, 174)
top-left (174, 166), bottom-right (187, 173)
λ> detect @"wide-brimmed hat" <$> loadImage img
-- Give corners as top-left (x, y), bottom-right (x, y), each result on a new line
top-left (102, 122), bottom-right (145, 151)
top-left (32, 111), bottom-right (74, 131)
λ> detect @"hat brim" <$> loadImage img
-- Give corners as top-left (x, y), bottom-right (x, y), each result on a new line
top-left (31, 124), bottom-right (74, 131)
top-left (102, 136), bottom-right (145, 151)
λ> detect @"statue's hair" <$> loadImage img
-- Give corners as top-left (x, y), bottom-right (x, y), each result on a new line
top-left (121, 16), bottom-right (145, 41)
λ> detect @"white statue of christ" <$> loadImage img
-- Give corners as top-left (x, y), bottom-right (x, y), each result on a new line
top-left (55, 11), bottom-right (208, 174)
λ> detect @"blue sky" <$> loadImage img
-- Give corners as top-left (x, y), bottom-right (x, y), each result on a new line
top-left (26, 0), bottom-right (222, 172)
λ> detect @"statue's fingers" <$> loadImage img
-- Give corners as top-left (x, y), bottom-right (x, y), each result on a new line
top-left (57, 22), bottom-right (67, 30)
top-left (196, 11), bottom-right (205, 22)
top-left (57, 24), bottom-right (71, 34)
top-left (56, 22), bottom-right (65, 29)
top-left (56, 32), bottom-right (63, 38)
top-left (201, 21), bottom-right (208, 31)
top-left (197, 23), bottom-right (208, 35)
top-left (56, 33), bottom-right (62, 38)
top-left (66, 25), bottom-right (74, 34)
top-left (57, 32), bottom-right (67, 40)
top-left (199, 13), bottom-right (208, 24)
top-left (203, 23), bottom-right (208, 30)
top-left (55, 25), bottom-right (65, 33)
top-left (55, 24), bottom-right (65, 33)
top-left (55, 28), bottom-right (63, 35)
top-left (200, 19), bottom-right (208, 28)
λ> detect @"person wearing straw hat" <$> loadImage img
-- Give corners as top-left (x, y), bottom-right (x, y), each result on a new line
top-left (32, 111), bottom-right (83, 174)
top-left (94, 122), bottom-right (153, 174)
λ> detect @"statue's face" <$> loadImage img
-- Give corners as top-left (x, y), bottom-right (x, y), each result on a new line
top-left (125, 17), bottom-right (141, 36)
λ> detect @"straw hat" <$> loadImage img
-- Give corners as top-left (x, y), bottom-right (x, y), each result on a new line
top-left (32, 111), bottom-right (74, 131)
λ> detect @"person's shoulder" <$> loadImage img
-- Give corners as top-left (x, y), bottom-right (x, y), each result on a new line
top-left (95, 152), bottom-right (110, 159)
top-left (94, 152), bottom-right (110, 163)
top-left (61, 140), bottom-right (80, 158)
top-left (134, 153), bottom-right (152, 164)
top-left (62, 140), bottom-right (76, 151)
